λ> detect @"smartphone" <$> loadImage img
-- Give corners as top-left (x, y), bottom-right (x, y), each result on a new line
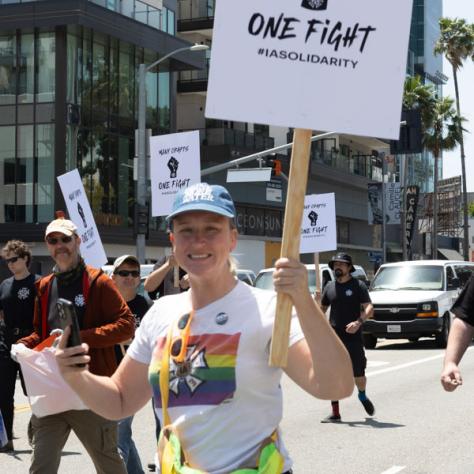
top-left (56, 298), bottom-right (85, 367)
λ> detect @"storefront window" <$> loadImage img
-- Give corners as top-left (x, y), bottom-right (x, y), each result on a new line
top-left (0, 34), bottom-right (16, 105)
top-left (37, 32), bottom-right (55, 102)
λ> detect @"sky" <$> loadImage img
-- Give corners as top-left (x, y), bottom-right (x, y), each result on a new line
top-left (441, 0), bottom-right (474, 191)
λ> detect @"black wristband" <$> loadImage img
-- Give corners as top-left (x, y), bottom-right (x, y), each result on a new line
top-left (357, 317), bottom-right (364, 324)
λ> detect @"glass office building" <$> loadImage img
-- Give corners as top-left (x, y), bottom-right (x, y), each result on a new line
top-left (0, 0), bottom-right (203, 260)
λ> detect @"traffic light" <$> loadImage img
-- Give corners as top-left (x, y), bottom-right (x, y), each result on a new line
top-left (266, 158), bottom-right (282, 177)
top-left (134, 203), bottom-right (149, 238)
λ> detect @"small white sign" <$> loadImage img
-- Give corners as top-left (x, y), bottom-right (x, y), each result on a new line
top-left (206, 0), bottom-right (413, 139)
top-left (300, 193), bottom-right (337, 254)
top-left (385, 182), bottom-right (401, 225)
top-left (266, 181), bottom-right (283, 203)
top-left (57, 169), bottom-right (107, 268)
top-left (150, 131), bottom-right (201, 216)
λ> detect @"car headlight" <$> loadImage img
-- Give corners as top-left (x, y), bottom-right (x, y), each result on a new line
top-left (416, 301), bottom-right (438, 317)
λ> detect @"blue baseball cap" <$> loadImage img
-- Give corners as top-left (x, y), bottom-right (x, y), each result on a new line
top-left (166, 183), bottom-right (236, 223)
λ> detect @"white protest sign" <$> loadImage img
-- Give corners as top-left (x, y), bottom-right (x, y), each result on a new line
top-left (57, 169), bottom-right (107, 268)
top-left (150, 131), bottom-right (201, 216)
top-left (385, 182), bottom-right (401, 224)
top-left (206, 0), bottom-right (413, 139)
top-left (300, 193), bottom-right (336, 254)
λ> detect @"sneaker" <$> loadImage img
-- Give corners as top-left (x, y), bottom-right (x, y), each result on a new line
top-left (321, 414), bottom-right (341, 423)
top-left (0, 440), bottom-right (14, 453)
top-left (361, 398), bottom-right (375, 416)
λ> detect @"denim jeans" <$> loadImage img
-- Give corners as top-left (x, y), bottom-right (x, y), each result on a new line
top-left (118, 415), bottom-right (145, 474)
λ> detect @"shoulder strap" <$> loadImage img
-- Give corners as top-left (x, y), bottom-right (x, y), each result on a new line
top-left (160, 322), bottom-right (174, 427)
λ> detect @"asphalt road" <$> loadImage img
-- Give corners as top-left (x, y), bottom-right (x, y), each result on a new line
top-left (2, 338), bottom-right (474, 473)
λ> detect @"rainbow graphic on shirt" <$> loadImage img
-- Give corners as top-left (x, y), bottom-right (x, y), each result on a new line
top-left (149, 332), bottom-right (240, 407)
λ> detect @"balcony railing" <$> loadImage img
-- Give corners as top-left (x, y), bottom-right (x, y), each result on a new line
top-left (312, 149), bottom-right (382, 181)
top-left (178, 57), bottom-right (209, 83)
top-left (178, 0), bottom-right (214, 21)
top-left (181, 128), bottom-right (274, 151)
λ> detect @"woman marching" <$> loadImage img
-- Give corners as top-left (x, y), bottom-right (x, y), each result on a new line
top-left (56, 182), bottom-right (353, 473)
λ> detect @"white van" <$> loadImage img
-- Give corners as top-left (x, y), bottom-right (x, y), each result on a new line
top-left (254, 263), bottom-right (369, 294)
top-left (364, 260), bottom-right (474, 349)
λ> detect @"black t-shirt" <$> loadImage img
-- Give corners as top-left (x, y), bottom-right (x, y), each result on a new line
top-left (451, 274), bottom-right (474, 326)
top-left (48, 273), bottom-right (87, 331)
top-left (148, 256), bottom-right (187, 300)
top-left (0, 274), bottom-right (40, 343)
top-left (127, 294), bottom-right (150, 329)
top-left (115, 294), bottom-right (150, 364)
top-left (321, 277), bottom-right (371, 331)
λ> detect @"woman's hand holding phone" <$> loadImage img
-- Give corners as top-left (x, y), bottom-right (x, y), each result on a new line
top-left (55, 326), bottom-right (90, 380)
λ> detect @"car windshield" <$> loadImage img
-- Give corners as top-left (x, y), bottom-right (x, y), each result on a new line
top-left (371, 266), bottom-right (444, 291)
top-left (254, 269), bottom-right (316, 293)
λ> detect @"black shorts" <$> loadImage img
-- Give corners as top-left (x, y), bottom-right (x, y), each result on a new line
top-left (334, 329), bottom-right (367, 377)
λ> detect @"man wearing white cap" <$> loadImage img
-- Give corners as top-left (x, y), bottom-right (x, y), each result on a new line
top-left (18, 214), bottom-right (135, 473)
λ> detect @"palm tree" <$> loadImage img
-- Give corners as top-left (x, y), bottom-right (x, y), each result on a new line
top-left (434, 17), bottom-right (474, 261)
top-left (423, 96), bottom-right (464, 257)
top-left (402, 76), bottom-right (436, 258)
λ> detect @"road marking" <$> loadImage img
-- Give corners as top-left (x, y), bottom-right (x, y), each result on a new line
top-left (367, 361), bottom-right (389, 368)
top-left (367, 346), bottom-right (473, 377)
top-left (381, 466), bottom-right (406, 474)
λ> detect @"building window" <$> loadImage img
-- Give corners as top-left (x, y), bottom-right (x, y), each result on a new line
top-left (337, 220), bottom-right (350, 244)
top-left (0, 34), bottom-right (16, 105)
top-left (37, 32), bottom-right (55, 103)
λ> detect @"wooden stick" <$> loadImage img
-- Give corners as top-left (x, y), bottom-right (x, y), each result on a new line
top-left (269, 128), bottom-right (312, 367)
top-left (314, 252), bottom-right (321, 303)
top-left (173, 265), bottom-right (179, 288)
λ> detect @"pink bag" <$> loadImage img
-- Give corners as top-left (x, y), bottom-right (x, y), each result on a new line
top-left (11, 344), bottom-right (88, 417)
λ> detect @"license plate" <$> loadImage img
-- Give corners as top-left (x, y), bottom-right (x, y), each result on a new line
top-left (387, 324), bottom-right (401, 333)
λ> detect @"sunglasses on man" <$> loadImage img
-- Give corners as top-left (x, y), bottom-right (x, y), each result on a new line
top-left (114, 270), bottom-right (140, 278)
top-left (46, 235), bottom-right (73, 245)
top-left (4, 256), bottom-right (21, 264)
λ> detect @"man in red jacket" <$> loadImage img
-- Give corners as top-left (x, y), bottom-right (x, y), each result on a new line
top-left (18, 215), bottom-right (135, 473)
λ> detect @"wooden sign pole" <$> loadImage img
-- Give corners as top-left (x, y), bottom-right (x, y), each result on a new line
top-left (314, 252), bottom-right (321, 302)
top-left (269, 128), bottom-right (313, 367)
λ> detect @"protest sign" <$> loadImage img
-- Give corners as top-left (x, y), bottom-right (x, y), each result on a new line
top-left (206, 0), bottom-right (413, 366)
top-left (57, 170), bottom-right (107, 268)
top-left (300, 193), bottom-right (336, 254)
top-left (207, 0), bottom-right (413, 139)
top-left (150, 131), bottom-right (201, 216)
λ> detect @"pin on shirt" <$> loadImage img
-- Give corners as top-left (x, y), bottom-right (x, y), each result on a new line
top-left (215, 312), bottom-right (228, 325)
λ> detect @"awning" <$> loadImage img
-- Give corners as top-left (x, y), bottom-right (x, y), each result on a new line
top-left (438, 248), bottom-right (464, 261)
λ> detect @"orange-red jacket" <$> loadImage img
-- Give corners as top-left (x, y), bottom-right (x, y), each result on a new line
top-left (19, 266), bottom-right (135, 376)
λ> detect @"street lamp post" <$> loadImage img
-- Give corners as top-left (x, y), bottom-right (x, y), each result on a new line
top-left (136, 43), bottom-right (209, 263)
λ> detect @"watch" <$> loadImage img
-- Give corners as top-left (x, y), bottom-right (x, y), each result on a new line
top-left (357, 317), bottom-right (364, 324)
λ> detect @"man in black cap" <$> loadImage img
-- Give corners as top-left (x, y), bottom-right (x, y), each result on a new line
top-left (320, 253), bottom-right (374, 422)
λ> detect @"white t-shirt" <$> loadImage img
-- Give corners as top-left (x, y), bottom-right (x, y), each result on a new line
top-left (128, 280), bottom-right (304, 473)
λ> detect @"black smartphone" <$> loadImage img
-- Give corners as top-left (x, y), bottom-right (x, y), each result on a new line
top-left (56, 298), bottom-right (85, 367)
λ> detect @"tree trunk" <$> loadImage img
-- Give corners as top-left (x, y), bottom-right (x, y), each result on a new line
top-left (453, 67), bottom-right (469, 261)
top-left (432, 151), bottom-right (439, 259)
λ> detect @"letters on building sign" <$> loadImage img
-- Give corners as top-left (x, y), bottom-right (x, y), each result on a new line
top-left (405, 185), bottom-right (419, 251)
top-left (236, 207), bottom-right (283, 238)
